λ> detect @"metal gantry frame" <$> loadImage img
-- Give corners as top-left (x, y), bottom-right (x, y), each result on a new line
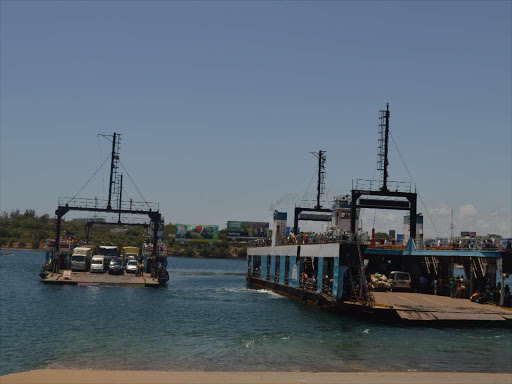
top-left (51, 132), bottom-right (164, 278)
top-left (350, 104), bottom-right (418, 240)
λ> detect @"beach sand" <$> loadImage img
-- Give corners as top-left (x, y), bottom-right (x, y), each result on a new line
top-left (1, 370), bottom-right (511, 384)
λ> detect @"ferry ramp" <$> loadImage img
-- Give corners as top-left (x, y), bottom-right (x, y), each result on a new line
top-left (373, 292), bottom-right (512, 323)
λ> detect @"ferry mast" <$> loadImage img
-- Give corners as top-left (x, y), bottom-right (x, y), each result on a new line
top-left (351, 104), bottom-right (418, 241)
top-left (293, 151), bottom-right (332, 236)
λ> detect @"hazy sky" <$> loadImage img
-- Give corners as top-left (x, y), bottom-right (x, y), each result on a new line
top-left (1, 1), bottom-right (511, 237)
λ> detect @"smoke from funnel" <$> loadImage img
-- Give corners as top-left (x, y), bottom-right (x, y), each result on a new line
top-left (269, 193), bottom-right (297, 212)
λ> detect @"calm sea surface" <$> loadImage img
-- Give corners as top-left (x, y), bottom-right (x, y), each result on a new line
top-left (1, 251), bottom-right (511, 375)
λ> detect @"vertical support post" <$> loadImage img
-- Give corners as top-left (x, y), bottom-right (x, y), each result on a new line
top-left (54, 214), bottom-right (62, 272)
top-left (350, 191), bottom-right (358, 238)
top-left (107, 132), bottom-right (117, 210)
top-left (409, 195), bottom-right (417, 241)
top-left (279, 256), bottom-right (286, 285)
top-left (470, 258), bottom-right (474, 296)
top-left (448, 256), bottom-right (454, 279)
top-left (500, 274), bottom-right (505, 307)
top-left (151, 215), bottom-right (160, 277)
top-left (293, 207), bottom-right (300, 235)
top-left (317, 257), bottom-right (324, 293)
top-left (117, 174), bottom-right (123, 223)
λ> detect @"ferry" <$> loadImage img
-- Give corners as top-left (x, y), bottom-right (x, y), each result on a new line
top-left (39, 132), bottom-right (169, 287)
top-left (246, 106), bottom-right (512, 325)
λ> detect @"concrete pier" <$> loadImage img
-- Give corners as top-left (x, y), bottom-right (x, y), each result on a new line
top-left (42, 270), bottom-right (160, 287)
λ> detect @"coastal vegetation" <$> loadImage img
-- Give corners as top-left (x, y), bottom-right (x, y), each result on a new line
top-left (0, 209), bottom-right (246, 258)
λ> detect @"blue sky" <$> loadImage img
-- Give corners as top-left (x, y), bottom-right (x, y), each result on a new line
top-left (1, 1), bottom-right (511, 237)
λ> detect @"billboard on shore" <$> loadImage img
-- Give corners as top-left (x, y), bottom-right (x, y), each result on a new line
top-left (175, 224), bottom-right (219, 242)
top-left (227, 221), bottom-right (269, 239)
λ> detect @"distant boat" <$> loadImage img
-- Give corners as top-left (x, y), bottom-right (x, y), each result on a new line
top-left (0, 252), bottom-right (14, 256)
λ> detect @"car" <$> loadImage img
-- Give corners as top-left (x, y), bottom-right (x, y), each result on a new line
top-left (388, 271), bottom-right (412, 292)
top-left (126, 259), bottom-right (139, 274)
top-left (108, 257), bottom-right (124, 275)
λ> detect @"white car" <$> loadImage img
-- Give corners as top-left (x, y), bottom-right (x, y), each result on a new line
top-left (126, 259), bottom-right (139, 274)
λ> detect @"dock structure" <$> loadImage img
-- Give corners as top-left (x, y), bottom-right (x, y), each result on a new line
top-left (42, 271), bottom-right (160, 288)
top-left (247, 243), bottom-right (512, 326)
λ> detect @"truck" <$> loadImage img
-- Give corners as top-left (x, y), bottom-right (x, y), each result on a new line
top-left (122, 246), bottom-right (140, 266)
top-left (96, 246), bottom-right (120, 270)
top-left (70, 247), bottom-right (93, 272)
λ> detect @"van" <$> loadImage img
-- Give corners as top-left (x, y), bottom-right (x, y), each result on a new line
top-left (388, 271), bottom-right (412, 292)
top-left (90, 256), bottom-right (105, 273)
top-left (71, 247), bottom-right (93, 272)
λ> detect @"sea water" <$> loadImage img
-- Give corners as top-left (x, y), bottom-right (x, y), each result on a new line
top-left (0, 251), bottom-right (511, 375)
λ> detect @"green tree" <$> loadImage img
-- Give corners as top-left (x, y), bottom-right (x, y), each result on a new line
top-left (24, 209), bottom-right (36, 218)
top-left (199, 246), bottom-right (210, 258)
top-left (374, 232), bottom-right (391, 241)
top-left (184, 245), bottom-right (195, 257)
top-left (237, 247), bottom-right (247, 258)
top-left (39, 214), bottom-right (50, 225)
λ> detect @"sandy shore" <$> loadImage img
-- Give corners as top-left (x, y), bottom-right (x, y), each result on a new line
top-left (1, 370), bottom-right (511, 384)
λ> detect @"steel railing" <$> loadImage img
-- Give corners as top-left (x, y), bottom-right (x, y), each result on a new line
top-left (58, 197), bottom-right (159, 212)
top-left (353, 179), bottom-right (412, 193)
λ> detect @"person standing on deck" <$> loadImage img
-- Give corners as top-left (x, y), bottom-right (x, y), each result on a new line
top-left (433, 278), bottom-right (439, 295)
top-left (449, 277), bottom-right (457, 298)
top-left (419, 275), bottom-right (426, 293)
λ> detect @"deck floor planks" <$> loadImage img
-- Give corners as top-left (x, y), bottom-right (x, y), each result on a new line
top-left (373, 291), bottom-right (511, 322)
top-left (42, 271), bottom-right (159, 287)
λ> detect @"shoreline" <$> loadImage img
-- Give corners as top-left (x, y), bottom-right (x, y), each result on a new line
top-left (1, 370), bottom-right (511, 384)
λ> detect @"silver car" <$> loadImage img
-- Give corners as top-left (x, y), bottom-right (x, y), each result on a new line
top-left (126, 259), bottom-right (139, 274)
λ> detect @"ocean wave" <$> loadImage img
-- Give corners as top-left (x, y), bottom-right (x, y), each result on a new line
top-left (253, 289), bottom-right (284, 299)
top-left (214, 287), bottom-right (284, 299)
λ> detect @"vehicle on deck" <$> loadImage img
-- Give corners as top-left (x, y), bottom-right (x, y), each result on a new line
top-left (90, 256), bottom-right (105, 273)
top-left (122, 246), bottom-right (140, 266)
top-left (71, 247), bottom-right (93, 271)
top-left (108, 257), bottom-right (124, 275)
top-left (126, 259), bottom-right (139, 274)
top-left (388, 271), bottom-right (412, 292)
top-left (97, 245), bottom-right (119, 269)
